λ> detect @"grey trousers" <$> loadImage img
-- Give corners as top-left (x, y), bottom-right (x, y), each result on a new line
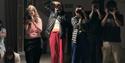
top-left (102, 42), bottom-right (122, 63)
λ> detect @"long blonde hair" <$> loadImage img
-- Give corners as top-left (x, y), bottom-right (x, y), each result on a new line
top-left (27, 5), bottom-right (40, 23)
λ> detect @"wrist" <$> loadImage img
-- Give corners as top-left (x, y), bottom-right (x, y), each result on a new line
top-left (112, 14), bottom-right (115, 17)
top-left (91, 10), bottom-right (94, 12)
top-left (105, 14), bottom-right (109, 16)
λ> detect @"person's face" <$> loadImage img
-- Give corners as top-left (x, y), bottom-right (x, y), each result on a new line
top-left (55, 4), bottom-right (62, 12)
top-left (28, 9), bottom-right (35, 16)
top-left (75, 8), bottom-right (82, 17)
top-left (109, 7), bottom-right (117, 12)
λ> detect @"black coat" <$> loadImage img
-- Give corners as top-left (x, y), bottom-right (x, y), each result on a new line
top-left (45, 11), bottom-right (67, 39)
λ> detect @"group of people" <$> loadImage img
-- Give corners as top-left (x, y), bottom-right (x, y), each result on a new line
top-left (23, 0), bottom-right (124, 63)
top-left (0, 0), bottom-right (123, 63)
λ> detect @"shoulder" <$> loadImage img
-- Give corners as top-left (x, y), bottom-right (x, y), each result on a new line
top-left (37, 17), bottom-right (42, 21)
top-left (37, 17), bottom-right (42, 23)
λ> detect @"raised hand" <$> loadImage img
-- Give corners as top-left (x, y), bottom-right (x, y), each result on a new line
top-left (92, 5), bottom-right (95, 11)
top-left (110, 10), bottom-right (116, 16)
top-left (105, 8), bottom-right (109, 15)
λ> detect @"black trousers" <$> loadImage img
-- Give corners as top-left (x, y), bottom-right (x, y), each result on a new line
top-left (88, 36), bottom-right (103, 63)
top-left (24, 38), bottom-right (42, 63)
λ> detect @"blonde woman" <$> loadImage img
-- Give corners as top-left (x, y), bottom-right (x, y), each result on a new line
top-left (24, 5), bottom-right (42, 63)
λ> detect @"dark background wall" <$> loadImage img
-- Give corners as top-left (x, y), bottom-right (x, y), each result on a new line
top-left (5, 0), bottom-right (18, 51)
top-left (0, 0), bottom-right (5, 24)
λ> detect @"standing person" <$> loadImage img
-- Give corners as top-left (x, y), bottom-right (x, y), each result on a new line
top-left (24, 5), bottom-right (43, 63)
top-left (45, 1), bottom-right (67, 63)
top-left (71, 5), bottom-right (89, 63)
top-left (0, 20), bottom-right (6, 60)
top-left (102, 1), bottom-right (124, 63)
top-left (87, 1), bottom-right (103, 63)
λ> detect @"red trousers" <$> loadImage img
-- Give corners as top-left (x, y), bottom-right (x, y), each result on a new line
top-left (49, 31), bottom-right (64, 63)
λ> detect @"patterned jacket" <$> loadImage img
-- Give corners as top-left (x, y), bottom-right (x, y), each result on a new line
top-left (71, 16), bottom-right (88, 43)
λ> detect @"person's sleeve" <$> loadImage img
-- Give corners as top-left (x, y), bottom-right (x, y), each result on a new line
top-left (71, 17), bottom-right (79, 29)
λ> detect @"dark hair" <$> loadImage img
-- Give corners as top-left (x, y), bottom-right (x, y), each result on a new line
top-left (91, 0), bottom-right (99, 9)
top-left (76, 5), bottom-right (84, 9)
top-left (75, 5), bottom-right (86, 19)
top-left (3, 48), bottom-right (15, 63)
top-left (106, 1), bottom-right (117, 11)
top-left (51, 1), bottom-right (64, 14)
top-left (91, 0), bottom-right (99, 4)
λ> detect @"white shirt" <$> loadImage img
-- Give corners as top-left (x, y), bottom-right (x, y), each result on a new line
top-left (52, 19), bottom-right (61, 32)
top-left (0, 28), bottom-right (6, 58)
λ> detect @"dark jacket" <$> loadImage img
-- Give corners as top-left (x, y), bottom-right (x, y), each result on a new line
top-left (87, 12), bottom-right (102, 38)
top-left (45, 11), bottom-right (67, 39)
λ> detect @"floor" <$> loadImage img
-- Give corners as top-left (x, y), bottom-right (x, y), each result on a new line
top-left (20, 52), bottom-right (71, 63)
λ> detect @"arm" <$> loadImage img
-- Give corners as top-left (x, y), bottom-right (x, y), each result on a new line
top-left (90, 4), bottom-right (102, 20)
top-left (24, 20), bottom-right (32, 35)
top-left (89, 5), bottom-right (94, 19)
top-left (24, 24), bottom-right (29, 31)
top-left (89, 10), bottom-right (94, 19)
top-left (32, 18), bottom-right (43, 32)
top-left (101, 9), bottom-right (109, 26)
top-left (111, 12), bottom-right (124, 27)
top-left (96, 9), bottom-right (101, 19)
top-left (71, 17), bottom-right (78, 27)
top-left (101, 14), bottom-right (108, 26)
top-left (89, 9), bottom-right (101, 20)
top-left (24, 20), bottom-right (31, 31)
